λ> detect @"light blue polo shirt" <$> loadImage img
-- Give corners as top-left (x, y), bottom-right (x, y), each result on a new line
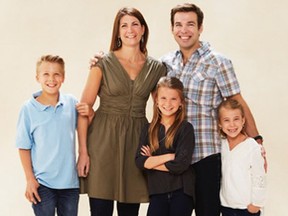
top-left (16, 91), bottom-right (79, 189)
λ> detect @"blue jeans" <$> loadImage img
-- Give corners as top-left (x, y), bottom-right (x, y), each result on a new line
top-left (89, 198), bottom-right (140, 216)
top-left (221, 206), bottom-right (261, 216)
top-left (32, 184), bottom-right (79, 216)
top-left (147, 188), bottom-right (194, 216)
top-left (193, 153), bottom-right (221, 216)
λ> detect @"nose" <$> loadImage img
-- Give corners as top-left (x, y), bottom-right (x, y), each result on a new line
top-left (165, 100), bottom-right (172, 107)
top-left (48, 76), bottom-right (54, 82)
top-left (180, 26), bottom-right (187, 33)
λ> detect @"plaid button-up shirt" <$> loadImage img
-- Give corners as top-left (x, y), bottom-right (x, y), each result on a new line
top-left (161, 41), bottom-right (241, 163)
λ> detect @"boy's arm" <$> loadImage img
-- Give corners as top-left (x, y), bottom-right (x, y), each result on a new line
top-left (18, 149), bottom-right (41, 204)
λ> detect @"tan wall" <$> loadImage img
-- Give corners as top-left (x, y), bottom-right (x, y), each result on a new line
top-left (1, 0), bottom-right (287, 215)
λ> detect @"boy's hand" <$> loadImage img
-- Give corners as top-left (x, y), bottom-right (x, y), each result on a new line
top-left (76, 103), bottom-right (94, 117)
top-left (89, 51), bottom-right (105, 68)
top-left (77, 153), bottom-right (90, 177)
top-left (25, 178), bottom-right (41, 204)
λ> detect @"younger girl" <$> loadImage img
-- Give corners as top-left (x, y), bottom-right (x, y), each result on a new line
top-left (135, 76), bottom-right (195, 216)
top-left (217, 99), bottom-right (266, 216)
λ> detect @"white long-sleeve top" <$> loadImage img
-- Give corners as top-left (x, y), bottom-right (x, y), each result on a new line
top-left (220, 137), bottom-right (266, 209)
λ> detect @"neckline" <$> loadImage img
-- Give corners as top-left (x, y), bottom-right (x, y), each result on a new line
top-left (111, 51), bottom-right (147, 82)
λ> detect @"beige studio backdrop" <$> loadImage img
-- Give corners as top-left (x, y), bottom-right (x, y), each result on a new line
top-left (1, 0), bottom-right (287, 215)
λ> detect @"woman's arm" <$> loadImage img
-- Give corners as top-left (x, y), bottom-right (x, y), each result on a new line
top-left (77, 67), bottom-right (102, 177)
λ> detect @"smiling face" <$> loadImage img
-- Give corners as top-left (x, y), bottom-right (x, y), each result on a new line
top-left (218, 107), bottom-right (245, 139)
top-left (36, 62), bottom-right (64, 96)
top-left (156, 86), bottom-right (182, 120)
top-left (119, 15), bottom-right (145, 48)
top-left (172, 11), bottom-right (203, 52)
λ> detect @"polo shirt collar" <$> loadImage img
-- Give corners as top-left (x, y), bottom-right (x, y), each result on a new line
top-left (31, 91), bottom-right (64, 111)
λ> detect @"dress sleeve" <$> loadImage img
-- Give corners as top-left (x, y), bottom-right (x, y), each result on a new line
top-left (165, 122), bottom-right (195, 175)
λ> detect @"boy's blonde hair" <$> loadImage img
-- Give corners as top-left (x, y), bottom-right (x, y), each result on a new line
top-left (36, 55), bottom-right (65, 75)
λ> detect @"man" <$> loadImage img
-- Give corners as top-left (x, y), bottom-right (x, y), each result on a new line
top-left (160, 3), bottom-right (263, 216)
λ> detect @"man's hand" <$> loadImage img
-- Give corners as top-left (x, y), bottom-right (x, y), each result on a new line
top-left (89, 51), bottom-right (105, 68)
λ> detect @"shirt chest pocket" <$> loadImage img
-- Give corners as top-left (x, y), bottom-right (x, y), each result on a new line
top-left (185, 63), bottom-right (218, 106)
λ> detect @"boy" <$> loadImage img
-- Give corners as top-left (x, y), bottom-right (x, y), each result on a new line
top-left (16, 55), bottom-right (79, 216)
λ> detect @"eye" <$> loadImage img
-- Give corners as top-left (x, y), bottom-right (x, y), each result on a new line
top-left (234, 117), bottom-right (241, 121)
top-left (187, 22), bottom-right (196, 27)
top-left (174, 23), bottom-right (182, 27)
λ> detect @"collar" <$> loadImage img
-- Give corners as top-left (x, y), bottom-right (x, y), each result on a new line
top-left (31, 91), bottom-right (64, 111)
top-left (175, 41), bottom-right (211, 60)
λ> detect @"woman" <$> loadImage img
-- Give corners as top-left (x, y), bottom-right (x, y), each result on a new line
top-left (77, 7), bottom-right (166, 216)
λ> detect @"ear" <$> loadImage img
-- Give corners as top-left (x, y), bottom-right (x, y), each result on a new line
top-left (36, 74), bottom-right (40, 83)
top-left (218, 123), bottom-right (222, 129)
top-left (199, 24), bottom-right (203, 34)
top-left (242, 117), bottom-right (246, 126)
top-left (155, 98), bottom-right (159, 106)
top-left (141, 25), bottom-right (145, 35)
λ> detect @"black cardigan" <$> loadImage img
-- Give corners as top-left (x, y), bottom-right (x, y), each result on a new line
top-left (135, 120), bottom-right (195, 197)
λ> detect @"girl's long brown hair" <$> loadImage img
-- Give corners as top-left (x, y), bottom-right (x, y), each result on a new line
top-left (149, 76), bottom-right (186, 152)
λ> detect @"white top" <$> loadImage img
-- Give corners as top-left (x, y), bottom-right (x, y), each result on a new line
top-left (220, 137), bottom-right (266, 209)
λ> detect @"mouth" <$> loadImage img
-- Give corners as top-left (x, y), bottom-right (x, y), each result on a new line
top-left (126, 35), bottom-right (137, 39)
top-left (228, 128), bottom-right (239, 133)
top-left (163, 107), bottom-right (173, 111)
top-left (179, 35), bottom-right (191, 41)
top-left (46, 83), bottom-right (57, 88)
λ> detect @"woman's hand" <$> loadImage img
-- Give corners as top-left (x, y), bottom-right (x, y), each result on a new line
top-left (77, 153), bottom-right (90, 177)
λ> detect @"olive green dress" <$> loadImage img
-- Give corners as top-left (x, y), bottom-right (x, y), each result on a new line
top-left (80, 52), bottom-right (166, 203)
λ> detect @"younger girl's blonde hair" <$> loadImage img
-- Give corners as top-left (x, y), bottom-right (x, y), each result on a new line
top-left (149, 76), bottom-right (186, 152)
